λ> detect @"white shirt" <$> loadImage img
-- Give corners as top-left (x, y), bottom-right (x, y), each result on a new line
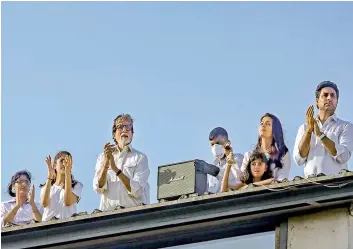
top-left (207, 153), bottom-right (244, 194)
top-left (241, 151), bottom-right (291, 181)
top-left (1, 199), bottom-right (43, 227)
top-left (293, 114), bottom-right (353, 177)
top-left (41, 182), bottom-right (83, 221)
top-left (93, 145), bottom-right (150, 211)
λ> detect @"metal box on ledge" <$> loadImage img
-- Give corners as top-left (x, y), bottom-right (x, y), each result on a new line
top-left (157, 160), bottom-right (207, 201)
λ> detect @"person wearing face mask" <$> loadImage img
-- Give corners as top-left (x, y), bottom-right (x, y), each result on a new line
top-left (93, 114), bottom-right (150, 211)
top-left (195, 127), bottom-right (244, 194)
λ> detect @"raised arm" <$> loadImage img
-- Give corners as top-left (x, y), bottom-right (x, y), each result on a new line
top-left (28, 184), bottom-right (42, 222)
top-left (297, 106), bottom-right (315, 160)
top-left (315, 122), bottom-right (353, 162)
top-left (112, 154), bottom-right (150, 197)
top-left (40, 156), bottom-right (55, 208)
top-left (2, 184), bottom-right (24, 226)
top-left (333, 123), bottom-right (353, 164)
top-left (100, 143), bottom-right (115, 187)
top-left (220, 163), bottom-right (232, 192)
top-left (63, 156), bottom-right (79, 206)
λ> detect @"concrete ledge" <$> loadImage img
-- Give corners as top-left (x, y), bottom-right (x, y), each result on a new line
top-left (2, 172), bottom-right (353, 249)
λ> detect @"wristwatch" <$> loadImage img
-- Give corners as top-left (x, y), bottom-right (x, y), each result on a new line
top-left (116, 169), bottom-right (122, 177)
top-left (318, 133), bottom-right (326, 140)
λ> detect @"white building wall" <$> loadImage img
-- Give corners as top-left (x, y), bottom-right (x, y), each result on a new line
top-left (287, 206), bottom-right (353, 249)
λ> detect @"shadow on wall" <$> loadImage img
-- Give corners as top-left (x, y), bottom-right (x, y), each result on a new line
top-left (158, 169), bottom-right (177, 186)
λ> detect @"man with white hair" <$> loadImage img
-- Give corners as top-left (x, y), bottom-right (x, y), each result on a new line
top-left (93, 114), bottom-right (150, 211)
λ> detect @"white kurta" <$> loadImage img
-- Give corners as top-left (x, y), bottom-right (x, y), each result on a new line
top-left (93, 146), bottom-right (150, 211)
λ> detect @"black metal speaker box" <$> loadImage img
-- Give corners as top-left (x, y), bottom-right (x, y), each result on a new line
top-left (157, 160), bottom-right (207, 201)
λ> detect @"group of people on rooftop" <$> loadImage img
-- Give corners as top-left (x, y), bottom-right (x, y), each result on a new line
top-left (1, 80), bottom-right (352, 228)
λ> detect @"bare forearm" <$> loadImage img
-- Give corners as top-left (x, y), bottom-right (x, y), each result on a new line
top-left (109, 159), bottom-right (132, 192)
top-left (253, 178), bottom-right (274, 186)
top-left (118, 173), bottom-right (131, 192)
top-left (221, 164), bottom-right (232, 192)
top-left (228, 183), bottom-right (245, 190)
top-left (299, 130), bottom-right (312, 158)
top-left (321, 136), bottom-right (337, 156)
top-left (3, 205), bottom-right (20, 225)
top-left (30, 203), bottom-right (42, 222)
top-left (40, 180), bottom-right (52, 207)
top-left (64, 174), bottom-right (73, 206)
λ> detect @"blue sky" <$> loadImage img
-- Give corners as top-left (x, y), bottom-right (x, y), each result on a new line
top-left (2, 2), bottom-right (353, 247)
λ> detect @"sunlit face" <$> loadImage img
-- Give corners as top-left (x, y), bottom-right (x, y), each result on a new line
top-left (316, 87), bottom-right (338, 113)
top-left (55, 154), bottom-right (70, 175)
top-left (13, 175), bottom-right (30, 196)
top-left (210, 135), bottom-right (227, 147)
top-left (250, 159), bottom-right (267, 180)
top-left (114, 118), bottom-right (133, 147)
top-left (259, 116), bottom-right (273, 139)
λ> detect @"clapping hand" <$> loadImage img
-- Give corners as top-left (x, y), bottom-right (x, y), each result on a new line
top-left (305, 105), bottom-right (315, 133)
top-left (45, 155), bottom-right (55, 179)
top-left (15, 183), bottom-right (25, 208)
top-left (28, 184), bottom-right (35, 206)
top-left (104, 142), bottom-right (115, 162)
top-left (64, 155), bottom-right (72, 174)
top-left (306, 105), bottom-right (322, 137)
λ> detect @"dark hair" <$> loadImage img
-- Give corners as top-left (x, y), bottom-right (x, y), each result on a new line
top-left (241, 152), bottom-right (272, 184)
top-left (112, 114), bottom-right (134, 145)
top-left (315, 81), bottom-right (339, 99)
top-left (7, 170), bottom-right (32, 197)
top-left (256, 113), bottom-right (288, 169)
top-left (40, 151), bottom-right (78, 189)
top-left (209, 127), bottom-right (228, 141)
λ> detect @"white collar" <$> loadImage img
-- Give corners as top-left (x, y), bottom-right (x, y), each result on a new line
top-left (315, 113), bottom-right (338, 123)
top-left (115, 144), bottom-right (132, 153)
top-left (5, 198), bottom-right (29, 204)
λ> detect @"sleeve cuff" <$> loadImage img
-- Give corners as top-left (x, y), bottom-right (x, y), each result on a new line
top-left (217, 167), bottom-right (226, 180)
top-left (294, 155), bottom-right (307, 166)
top-left (128, 179), bottom-right (142, 198)
top-left (93, 181), bottom-right (108, 194)
top-left (333, 144), bottom-right (348, 160)
top-left (293, 148), bottom-right (307, 166)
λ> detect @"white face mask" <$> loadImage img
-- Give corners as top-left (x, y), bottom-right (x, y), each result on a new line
top-left (211, 144), bottom-right (225, 159)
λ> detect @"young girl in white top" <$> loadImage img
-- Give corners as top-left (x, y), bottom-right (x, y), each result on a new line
top-left (40, 151), bottom-right (83, 221)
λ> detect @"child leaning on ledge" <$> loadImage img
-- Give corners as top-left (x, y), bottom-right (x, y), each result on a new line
top-left (221, 152), bottom-right (273, 192)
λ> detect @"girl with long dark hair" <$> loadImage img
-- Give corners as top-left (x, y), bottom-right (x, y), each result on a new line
top-left (221, 152), bottom-right (273, 191)
top-left (40, 151), bottom-right (83, 221)
top-left (241, 113), bottom-right (291, 183)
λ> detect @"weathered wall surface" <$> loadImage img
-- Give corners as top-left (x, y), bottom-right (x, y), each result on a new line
top-left (288, 207), bottom-right (353, 249)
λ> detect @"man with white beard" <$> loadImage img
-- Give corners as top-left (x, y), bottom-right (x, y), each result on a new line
top-left (93, 114), bottom-right (150, 211)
